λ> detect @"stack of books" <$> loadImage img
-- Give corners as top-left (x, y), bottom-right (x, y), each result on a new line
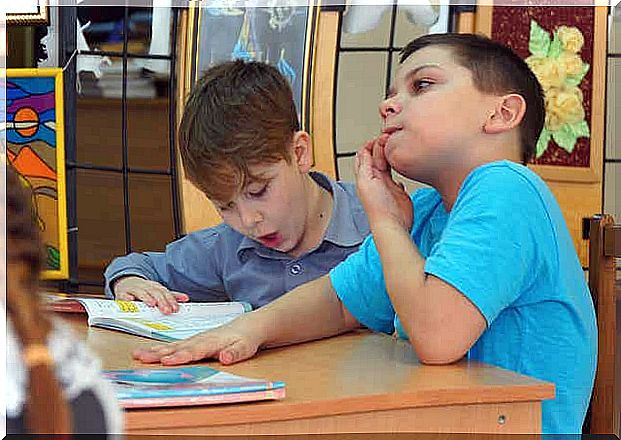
top-left (103, 366), bottom-right (286, 408)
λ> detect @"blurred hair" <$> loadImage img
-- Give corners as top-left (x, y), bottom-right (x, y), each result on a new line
top-left (6, 165), bottom-right (71, 435)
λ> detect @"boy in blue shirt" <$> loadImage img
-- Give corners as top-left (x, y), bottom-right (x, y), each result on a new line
top-left (133, 34), bottom-right (597, 433)
top-left (104, 60), bottom-right (370, 313)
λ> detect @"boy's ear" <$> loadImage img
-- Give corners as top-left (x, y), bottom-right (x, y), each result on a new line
top-left (483, 94), bottom-right (526, 135)
top-left (291, 131), bottom-right (313, 172)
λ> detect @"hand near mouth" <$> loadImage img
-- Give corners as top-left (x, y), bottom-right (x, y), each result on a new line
top-left (355, 135), bottom-right (413, 232)
top-left (366, 132), bottom-right (391, 173)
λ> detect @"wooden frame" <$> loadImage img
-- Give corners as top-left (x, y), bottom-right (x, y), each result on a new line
top-left (7, 0), bottom-right (49, 26)
top-left (7, 68), bottom-right (69, 279)
top-left (475, 4), bottom-right (607, 183)
top-left (308, 9), bottom-right (339, 180)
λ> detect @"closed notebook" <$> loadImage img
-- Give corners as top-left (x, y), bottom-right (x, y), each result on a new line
top-left (103, 366), bottom-right (286, 408)
top-left (44, 294), bottom-right (252, 342)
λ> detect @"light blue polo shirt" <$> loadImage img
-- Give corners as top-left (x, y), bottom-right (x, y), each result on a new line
top-left (330, 161), bottom-right (597, 434)
top-left (105, 172), bottom-right (370, 308)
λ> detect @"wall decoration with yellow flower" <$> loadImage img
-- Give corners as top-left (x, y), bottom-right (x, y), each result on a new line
top-left (6, 68), bottom-right (69, 279)
top-left (476, 6), bottom-right (607, 183)
top-left (526, 20), bottom-right (590, 160)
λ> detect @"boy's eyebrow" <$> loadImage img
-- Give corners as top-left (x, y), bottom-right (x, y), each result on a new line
top-left (402, 63), bottom-right (442, 81)
top-left (245, 174), bottom-right (273, 186)
top-left (387, 63), bottom-right (442, 97)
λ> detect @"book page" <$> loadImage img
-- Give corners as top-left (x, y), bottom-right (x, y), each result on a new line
top-left (76, 299), bottom-right (249, 341)
top-left (178, 301), bottom-right (250, 317)
top-left (77, 298), bottom-right (159, 320)
top-left (78, 298), bottom-right (248, 320)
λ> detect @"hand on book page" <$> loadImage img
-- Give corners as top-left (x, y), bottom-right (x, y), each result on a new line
top-left (132, 319), bottom-right (261, 366)
top-left (114, 276), bottom-right (190, 314)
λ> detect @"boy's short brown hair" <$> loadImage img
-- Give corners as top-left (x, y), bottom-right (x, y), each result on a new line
top-left (178, 60), bottom-right (300, 203)
top-left (400, 33), bottom-right (545, 164)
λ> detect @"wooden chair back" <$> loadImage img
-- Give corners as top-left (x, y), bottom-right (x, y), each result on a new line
top-left (585, 214), bottom-right (620, 435)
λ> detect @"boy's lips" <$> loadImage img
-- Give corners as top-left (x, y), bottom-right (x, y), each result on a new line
top-left (382, 125), bottom-right (402, 136)
top-left (257, 232), bottom-right (283, 248)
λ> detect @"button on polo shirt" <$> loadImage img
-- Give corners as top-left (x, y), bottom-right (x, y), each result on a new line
top-left (289, 263), bottom-right (303, 275)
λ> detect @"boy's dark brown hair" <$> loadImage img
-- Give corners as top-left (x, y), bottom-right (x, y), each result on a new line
top-left (400, 33), bottom-right (545, 164)
top-left (6, 165), bottom-right (71, 436)
top-left (178, 60), bottom-right (300, 203)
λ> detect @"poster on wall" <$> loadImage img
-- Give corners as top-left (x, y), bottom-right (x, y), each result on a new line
top-left (7, 68), bottom-right (69, 280)
top-left (476, 5), bottom-right (606, 182)
top-left (186, 1), bottom-right (319, 131)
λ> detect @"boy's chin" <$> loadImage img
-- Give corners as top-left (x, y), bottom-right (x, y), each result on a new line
top-left (384, 142), bottom-right (410, 170)
top-left (391, 161), bottom-right (427, 183)
top-left (268, 241), bottom-right (290, 253)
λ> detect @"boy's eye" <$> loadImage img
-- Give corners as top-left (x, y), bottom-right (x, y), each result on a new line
top-left (247, 183), bottom-right (269, 198)
top-left (412, 79), bottom-right (433, 93)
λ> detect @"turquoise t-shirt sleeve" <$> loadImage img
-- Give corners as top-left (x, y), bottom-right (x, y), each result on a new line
top-left (424, 167), bottom-right (546, 326)
top-left (329, 235), bottom-right (396, 334)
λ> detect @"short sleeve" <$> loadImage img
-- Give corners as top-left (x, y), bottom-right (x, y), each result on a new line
top-left (424, 167), bottom-right (547, 326)
top-left (330, 235), bottom-right (396, 334)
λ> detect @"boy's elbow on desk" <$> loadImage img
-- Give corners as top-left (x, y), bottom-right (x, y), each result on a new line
top-left (407, 330), bottom-right (472, 365)
top-left (416, 347), bottom-right (467, 365)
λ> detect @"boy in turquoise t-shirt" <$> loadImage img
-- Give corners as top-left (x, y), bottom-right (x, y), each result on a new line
top-left (132, 33), bottom-right (597, 433)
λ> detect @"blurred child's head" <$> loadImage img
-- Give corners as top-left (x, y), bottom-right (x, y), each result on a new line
top-left (179, 60), bottom-right (321, 256)
top-left (7, 166), bottom-right (43, 291)
top-left (6, 165), bottom-right (71, 435)
top-left (380, 33), bottom-right (544, 183)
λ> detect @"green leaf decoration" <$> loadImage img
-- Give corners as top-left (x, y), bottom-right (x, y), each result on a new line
top-left (536, 128), bottom-right (551, 158)
top-left (572, 120), bottom-right (590, 138)
top-left (552, 124), bottom-right (579, 153)
top-left (547, 33), bottom-right (563, 58)
top-left (47, 246), bottom-right (60, 270)
top-left (565, 62), bottom-right (590, 87)
top-left (529, 20), bottom-right (551, 57)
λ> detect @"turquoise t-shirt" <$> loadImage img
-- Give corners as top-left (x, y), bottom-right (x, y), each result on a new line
top-left (330, 161), bottom-right (597, 434)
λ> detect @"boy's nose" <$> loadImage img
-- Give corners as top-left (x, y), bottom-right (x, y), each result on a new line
top-left (238, 204), bottom-right (262, 229)
top-left (379, 96), bottom-right (402, 119)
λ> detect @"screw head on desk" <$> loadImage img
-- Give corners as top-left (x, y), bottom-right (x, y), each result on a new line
top-left (498, 415), bottom-right (507, 425)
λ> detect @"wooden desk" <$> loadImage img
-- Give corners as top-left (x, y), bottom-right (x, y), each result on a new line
top-left (62, 315), bottom-right (554, 435)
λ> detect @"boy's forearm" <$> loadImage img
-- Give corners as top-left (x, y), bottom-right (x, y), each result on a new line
top-left (372, 219), bottom-right (485, 363)
top-left (234, 275), bottom-right (359, 349)
top-left (104, 253), bottom-right (160, 293)
top-left (370, 220), bottom-right (441, 352)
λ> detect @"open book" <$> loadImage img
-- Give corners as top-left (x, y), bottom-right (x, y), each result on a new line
top-left (45, 295), bottom-right (251, 342)
top-left (103, 366), bottom-right (285, 408)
